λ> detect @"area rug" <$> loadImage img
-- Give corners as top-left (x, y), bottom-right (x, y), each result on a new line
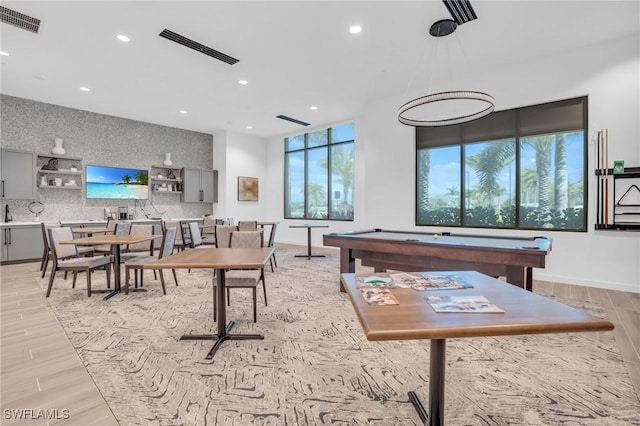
top-left (37, 247), bottom-right (640, 425)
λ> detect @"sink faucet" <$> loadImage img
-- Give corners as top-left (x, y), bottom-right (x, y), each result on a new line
top-left (4, 204), bottom-right (11, 222)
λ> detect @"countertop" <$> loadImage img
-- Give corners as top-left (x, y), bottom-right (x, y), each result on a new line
top-left (1, 218), bottom-right (206, 227)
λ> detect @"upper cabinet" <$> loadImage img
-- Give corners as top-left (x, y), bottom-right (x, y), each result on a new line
top-left (150, 165), bottom-right (183, 194)
top-left (183, 168), bottom-right (217, 203)
top-left (36, 154), bottom-right (83, 190)
top-left (1, 149), bottom-right (36, 200)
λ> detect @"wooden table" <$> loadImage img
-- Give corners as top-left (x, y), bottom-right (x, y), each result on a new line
top-left (62, 234), bottom-right (160, 300)
top-left (289, 223), bottom-right (329, 259)
top-left (341, 271), bottom-right (614, 426)
top-left (325, 229), bottom-right (552, 292)
top-left (144, 247), bottom-right (274, 359)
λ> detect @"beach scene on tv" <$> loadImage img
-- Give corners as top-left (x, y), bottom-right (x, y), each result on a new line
top-left (86, 165), bottom-right (149, 199)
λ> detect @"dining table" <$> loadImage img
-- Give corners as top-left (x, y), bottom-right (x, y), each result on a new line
top-left (143, 246), bottom-right (275, 359)
top-left (61, 234), bottom-right (161, 300)
top-left (340, 270), bottom-right (615, 425)
top-left (289, 223), bottom-right (329, 259)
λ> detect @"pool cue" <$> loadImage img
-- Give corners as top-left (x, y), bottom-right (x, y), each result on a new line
top-left (597, 130), bottom-right (602, 227)
top-left (605, 128), bottom-right (609, 228)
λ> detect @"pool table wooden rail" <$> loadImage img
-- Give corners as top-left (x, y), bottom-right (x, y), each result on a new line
top-left (323, 229), bottom-right (552, 292)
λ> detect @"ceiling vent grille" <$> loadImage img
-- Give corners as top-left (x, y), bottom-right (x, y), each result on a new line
top-left (0, 6), bottom-right (40, 33)
top-left (276, 115), bottom-right (311, 127)
top-left (159, 29), bottom-right (239, 65)
top-left (442, 0), bottom-right (477, 25)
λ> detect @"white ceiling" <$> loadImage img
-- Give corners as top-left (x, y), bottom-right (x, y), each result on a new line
top-left (1, 1), bottom-right (638, 139)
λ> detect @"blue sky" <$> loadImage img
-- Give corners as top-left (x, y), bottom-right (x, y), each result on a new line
top-left (86, 165), bottom-right (147, 184)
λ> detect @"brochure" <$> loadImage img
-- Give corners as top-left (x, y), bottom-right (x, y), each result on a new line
top-left (361, 288), bottom-right (400, 305)
top-left (425, 295), bottom-right (504, 313)
top-left (389, 272), bottom-right (473, 290)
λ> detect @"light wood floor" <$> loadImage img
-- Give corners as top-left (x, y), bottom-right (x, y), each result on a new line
top-left (1, 257), bottom-right (639, 425)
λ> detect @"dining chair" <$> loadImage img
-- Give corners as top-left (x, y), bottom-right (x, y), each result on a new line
top-left (124, 226), bottom-right (179, 295)
top-left (213, 230), bottom-right (266, 323)
top-left (41, 222), bottom-right (95, 279)
top-left (39, 221), bottom-right (60, 278)
top-left (187, 221), bottom-right (216, 248)
top-left (94, 221), bottom-right (132, 255)
top-left (237, 220), bottom-right (258, 231)
top-left (46, 227), bottom-right (112, 297)
top-left (214, 225), bottom-right (237, 248)
top-left (163, 220), bottom-right (189, 252)
top-left (121, 224), bottom-right (155, 261)
top-left (266, 222), bottom-right (279, 272)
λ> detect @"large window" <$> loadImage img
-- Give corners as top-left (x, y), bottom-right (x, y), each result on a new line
top-left (416, 97), bottom-right (587, 231)
top-left (285, 123), bottom-right (355, 220)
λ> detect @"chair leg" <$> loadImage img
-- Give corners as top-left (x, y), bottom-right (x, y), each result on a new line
top-left (125, 266), bottom-right (131, 295)
top-left (261, 271), bottom-right (268, 306)
top-left (46, 269), bottom-right (57, 297)
top-left (72, 271), bottom-right (78, 288)
top-left (252, 287), bottom-right (257, 322)
top-left (269, 256), bottom-right (274, 272)
top-left (172, 269), bottom-right (179, 286)
top-left (158, 270), bottom-right (167, 295)
top-left (86, 269), bottom-right (92, 297)
top-left (39, 248), bottom-right (48, 271)
top-left (140, 270), bottom-right (144, 288)
top-left (41, 253), bottom-right (50, 278)
top-left (272, 252), bottom-right (278, 268)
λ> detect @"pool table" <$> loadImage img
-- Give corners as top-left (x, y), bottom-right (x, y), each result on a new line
top-left (323, 229), bottom-right (552, 292)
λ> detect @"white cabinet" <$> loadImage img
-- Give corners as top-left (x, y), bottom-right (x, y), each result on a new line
top-left (183, 168), bottom-right (217, 203)
top-left (1, 149), bottom-right (36, 200)
top-left (1, 225), bottom-right (43, 264)
top-left (36, 154), bottom-right (83, 190)
top-left (150, 165), bottom-right (182, 195)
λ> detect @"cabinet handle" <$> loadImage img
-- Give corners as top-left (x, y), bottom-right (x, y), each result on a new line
top-left (200, 189), bottom-right (203, 202)
top-left (1, 180), bottom-right (4, 198)
top-left (3, 228), bottom-right (6, 246)
top-left (7, 228), bottom-right (10, 245)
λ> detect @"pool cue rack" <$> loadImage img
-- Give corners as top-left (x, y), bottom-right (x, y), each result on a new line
top-left (595, 166), bottom-right (640, 231)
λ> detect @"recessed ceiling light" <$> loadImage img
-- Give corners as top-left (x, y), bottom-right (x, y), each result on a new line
top-left (0, 51), bottom-right (9, 56)
top-left (179, 110), bottom-right (188, 114)
top-left (80, 87), bottom-right (91, 92)
top-left (238, 80), bottom-right (248, 85)
top-left (246, 125), bottom-right (253, 129)
top-left (349, 25), bottom-right (362, 34)
top-left (310, 106), bottom-right (318, 110)
top-left (117, 34), bottom-right (131, 42)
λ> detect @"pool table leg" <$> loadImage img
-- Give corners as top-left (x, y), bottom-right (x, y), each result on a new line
top-left (505, 265), bottom-right (528, 291)
top-left (339, 248), bottom-right (355, 292)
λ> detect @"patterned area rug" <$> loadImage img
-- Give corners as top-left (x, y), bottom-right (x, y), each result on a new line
top-left (37, 248), bottom-right (640, 425)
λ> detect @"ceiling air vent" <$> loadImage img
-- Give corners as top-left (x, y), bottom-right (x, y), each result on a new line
top-left (442, 0), bottom-right (477, 25)
top-left (276, 115), bottom-right (311, 127)
top-left (159, 29), bottom-right (239, 65)
top-left (0, 6), bottom-right (40, 33)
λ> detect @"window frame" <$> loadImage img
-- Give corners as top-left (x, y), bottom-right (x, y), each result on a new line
top-left (415, 97), bottom-right (588, 232)
top-left (284, 124), bottom-right (355, 221)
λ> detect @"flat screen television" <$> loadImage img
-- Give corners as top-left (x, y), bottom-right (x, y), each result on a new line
top-left (86, 165), bottom-right (149, 199)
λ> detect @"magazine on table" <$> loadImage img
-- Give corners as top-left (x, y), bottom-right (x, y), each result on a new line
top-left (389, 272), bottom-right (473, 290)
top-left (361, 288), bottom-right (400, 305)
top-left (425, 295), bottom-right (504, 313)
top-left (356, 275), bottom-right (397, 289)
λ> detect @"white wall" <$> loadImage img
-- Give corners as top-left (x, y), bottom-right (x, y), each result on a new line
top-left (213, 131), bottom-right (269, 222)
top-left (229, 33), bottom-right (640, 293)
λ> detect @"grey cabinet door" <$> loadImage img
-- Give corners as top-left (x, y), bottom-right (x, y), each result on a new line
top-left (182, 168), bottom-right (202, 202)
top-left (183, 168), bottom-right (218, 203)
top-left (1, 149), bottom-right (36, 200)
top-left (200, 169), bottom-right (215, 203)
top-left (1, 226), bottom-right (43, 263)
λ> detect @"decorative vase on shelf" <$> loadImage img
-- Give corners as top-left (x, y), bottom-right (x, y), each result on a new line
top-left (163, 153), bottom-right (173, 166)
top-left (51, 138), bottom-right (65, 155)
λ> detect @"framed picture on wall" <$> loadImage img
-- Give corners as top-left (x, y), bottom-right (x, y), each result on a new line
top-left (238, 176), bottom-right (259, 201)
